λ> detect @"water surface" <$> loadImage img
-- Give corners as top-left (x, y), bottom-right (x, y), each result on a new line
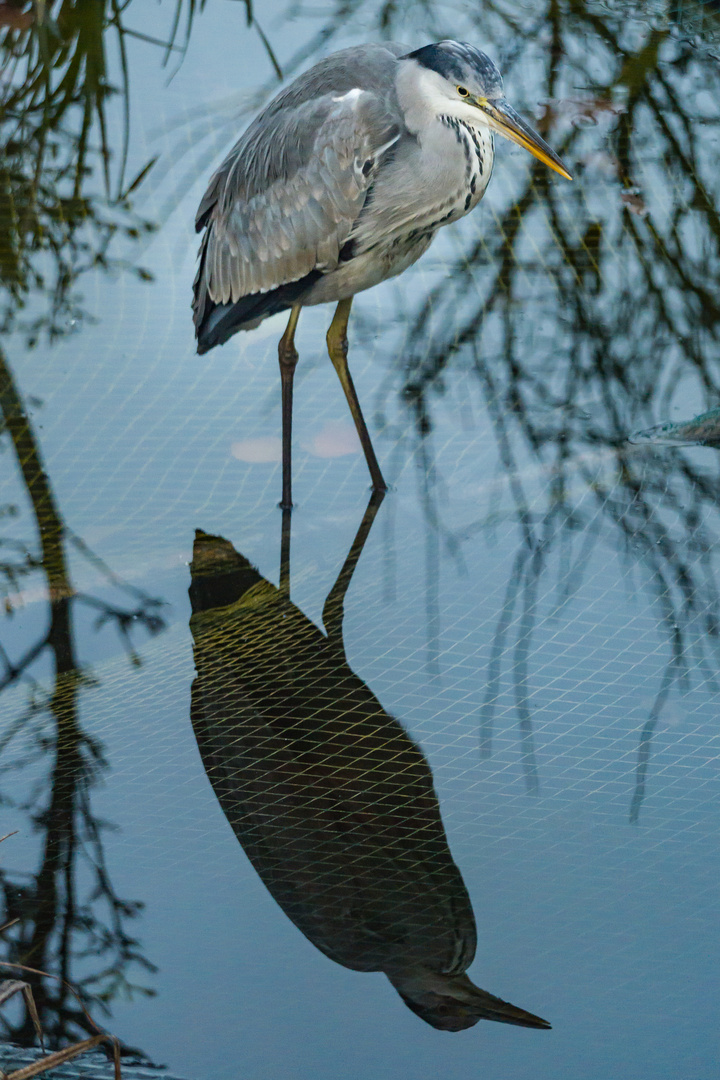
top-left (1, 3), bottom-right (719, 1079)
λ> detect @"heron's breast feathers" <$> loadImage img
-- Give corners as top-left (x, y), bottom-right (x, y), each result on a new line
top-left (342, 117), bottom-right (493, 266)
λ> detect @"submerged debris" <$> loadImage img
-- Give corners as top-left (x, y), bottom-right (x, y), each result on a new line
top-left (0, 1042), bottom-right (191, 1080)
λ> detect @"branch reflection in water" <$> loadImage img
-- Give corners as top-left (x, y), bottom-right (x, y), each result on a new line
top-left (0, 3), bottom-right (186, 1047)
top-left (0, 347), bottom-right (165, 1049)
top-left (188, 496), bottom-right (549, 1033)
top-left (311, 0), bottom-right (720, 821)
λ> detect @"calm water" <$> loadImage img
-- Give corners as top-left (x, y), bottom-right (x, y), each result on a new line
top-left (1, 2), bottom-right (719, 1078)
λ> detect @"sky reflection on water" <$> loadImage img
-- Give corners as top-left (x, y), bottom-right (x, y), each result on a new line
top-left (1, 3), bottom-right (719, 1079)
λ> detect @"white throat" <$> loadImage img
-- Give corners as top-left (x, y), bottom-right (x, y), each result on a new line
top-left (395, 59), bottom-right (494, 139)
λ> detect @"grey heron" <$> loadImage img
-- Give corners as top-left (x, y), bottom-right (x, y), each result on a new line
top-left (193, 40), bottom-right (571, 508)
top-left (189, 496), bottom-right (551, 1031)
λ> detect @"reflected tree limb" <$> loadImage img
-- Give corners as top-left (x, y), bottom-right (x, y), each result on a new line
top-left (0, 343), bottom-right (161, 1046)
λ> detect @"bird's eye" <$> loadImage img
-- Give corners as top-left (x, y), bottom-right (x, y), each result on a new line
top-left (457, 86), bottom-right (469, 97)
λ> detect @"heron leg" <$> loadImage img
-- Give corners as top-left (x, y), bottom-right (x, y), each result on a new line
top-left (278, 303), bottom-right (302, 510)
top-left (326, 297), bottom-right (387, 492)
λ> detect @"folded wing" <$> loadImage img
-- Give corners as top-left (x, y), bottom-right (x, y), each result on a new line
top-left (193, 87), bottom-right (401, 344)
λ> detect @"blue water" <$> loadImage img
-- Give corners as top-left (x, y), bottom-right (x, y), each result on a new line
top-left (1, 2), bottom-right (719, 1078)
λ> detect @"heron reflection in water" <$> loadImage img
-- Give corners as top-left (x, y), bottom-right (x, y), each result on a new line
top-left (193, 40), bottom-right (571, 508)
top-left (188, 496), bottom-right (549, 1031)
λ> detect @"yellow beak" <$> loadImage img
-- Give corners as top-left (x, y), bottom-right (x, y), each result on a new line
top-left (479, 97), bottom-right (572, 180)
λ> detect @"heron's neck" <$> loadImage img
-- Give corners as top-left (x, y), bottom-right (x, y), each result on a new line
top-left (439, 112), bottom-right (493, 143)
top-left (427, 113), bottom-right (493, 202)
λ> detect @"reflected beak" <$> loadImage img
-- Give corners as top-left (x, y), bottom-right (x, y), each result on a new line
top-left (387, 969), bottom-right (552, 1032)
top-left (479, 97), bottom-right (572, 180)
top-left (465, 983), bottom-right (552, 1029)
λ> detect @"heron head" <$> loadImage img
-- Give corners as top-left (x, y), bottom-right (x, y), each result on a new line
top-left (401, 40), bottom-right (571, 180)
top-left (385, 967), bottom-right (551, 1032)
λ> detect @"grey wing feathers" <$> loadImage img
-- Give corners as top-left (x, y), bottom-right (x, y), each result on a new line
top-left (193, 45), bottom-right (408, 342)
top-left (195, 43), bottom-right (406, 225)
top-left (202, 92), bottom-right (400, 303)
